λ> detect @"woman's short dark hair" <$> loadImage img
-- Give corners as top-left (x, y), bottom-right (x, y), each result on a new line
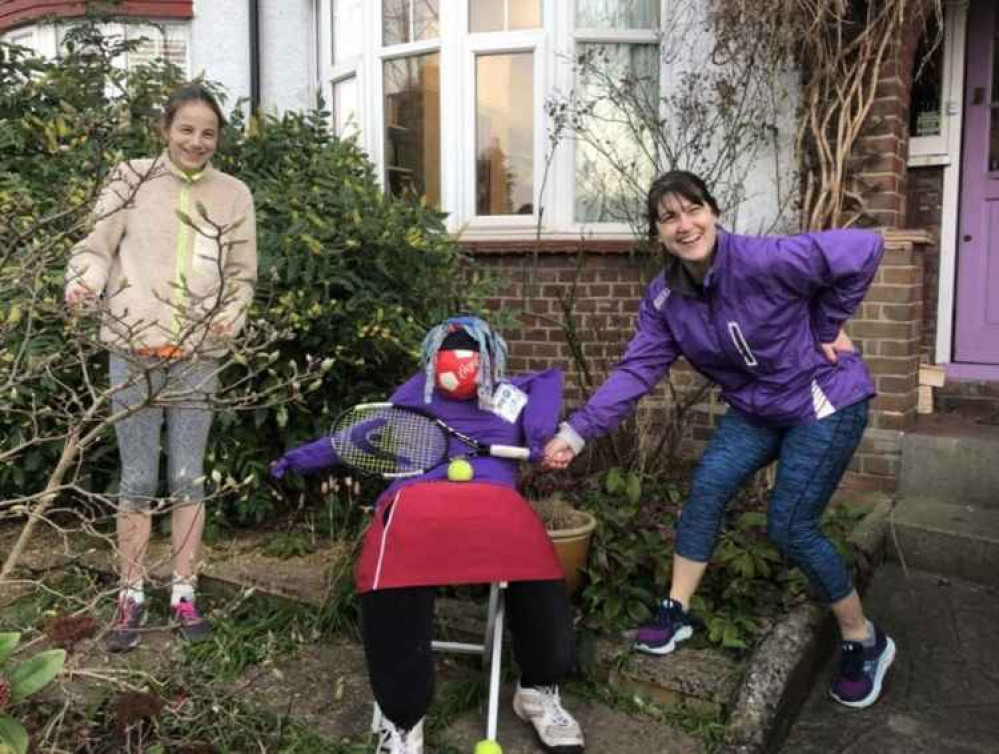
top-left (162, 82), bottom-right (226, 132)
top-left (646, 170), bottom-right (720, 240)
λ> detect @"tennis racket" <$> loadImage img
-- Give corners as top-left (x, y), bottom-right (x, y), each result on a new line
top-left (330, 402), bottom-right (530, 478)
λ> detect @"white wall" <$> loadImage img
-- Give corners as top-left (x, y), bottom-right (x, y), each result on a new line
top-left (190, 0), bottom-right (317, 115)
top-left (659, 0), bottom-right (800, 236)
top-left (258, 0), bottom-right (317, 113)
top-left (190, 0), bottom-right (252, 113)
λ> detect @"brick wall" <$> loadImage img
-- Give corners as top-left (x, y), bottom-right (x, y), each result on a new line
top-left (849, 9), bottom-right (926, 229)
top-left (904, 166), bottom-right (943, 362)
top-left (846, 230), bottom-right (930, 490)
top-left (467, 229), bottom-right (930, 492)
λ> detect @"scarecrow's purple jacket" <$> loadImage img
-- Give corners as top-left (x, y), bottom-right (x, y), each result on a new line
top-left (566, 229), bottom-right (884, 440)
top-left (271, 369), bottom-right (562, 494)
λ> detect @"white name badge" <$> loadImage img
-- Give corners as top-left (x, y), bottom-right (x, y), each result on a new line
top-left (491, 383), bottom-right (528, 423)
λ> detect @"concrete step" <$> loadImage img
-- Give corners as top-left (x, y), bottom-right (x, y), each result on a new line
top-left (888, 496), bottom-right (999, 587)
top-left (899, 418), bottom-right (999, 509)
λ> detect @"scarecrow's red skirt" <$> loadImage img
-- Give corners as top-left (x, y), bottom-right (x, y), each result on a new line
top-left (354, 482), bottom-right (562, 593)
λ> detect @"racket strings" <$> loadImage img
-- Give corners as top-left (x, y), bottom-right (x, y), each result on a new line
top-left (331, 406), bottom-right (448, 475)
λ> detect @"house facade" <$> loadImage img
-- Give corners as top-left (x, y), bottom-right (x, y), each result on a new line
top-left (3, 0), bottom-right (995, 491)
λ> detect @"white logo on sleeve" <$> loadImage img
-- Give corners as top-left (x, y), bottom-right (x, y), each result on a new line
top-left (653, 288), bottom-right (671, 310)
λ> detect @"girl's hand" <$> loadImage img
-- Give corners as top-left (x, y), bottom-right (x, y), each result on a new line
top-left (821, 328), bottom-right (855, 364)
top-left (65, 284), bottom-right (95, 309)
top-left (543, 437), bottom-right (575, 470)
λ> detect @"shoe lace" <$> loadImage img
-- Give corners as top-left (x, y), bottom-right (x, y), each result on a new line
top-left (537, 685), bottom-right (572, 728)
top-left (115, 598), bottom-right (136, 628)
top-left (173, 599), bottom-right (200, 625)
top-left (654, 599), bottom-right (683, 630)
top-left (838, 642), bottom-right (865, 681)
top-left (376, 721), bottom-right (405, 754)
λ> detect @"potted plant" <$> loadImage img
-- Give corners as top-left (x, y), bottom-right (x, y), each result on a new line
top-left (530, 493), bottom-right (597, 597)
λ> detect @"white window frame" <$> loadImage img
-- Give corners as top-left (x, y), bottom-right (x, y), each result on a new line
top-left (909, 2), bottom-right (965, 166)
top-left (460, 29), bottom-right (547, 232)
top-left (123, 21), bottom-right (191, 75)
top-left (567, 16), bottom-right (662, 237)
top-left (5, 26), bottom-right (37, 51)
top-left (931, 0), bottom-right (970, 365)
top-left (320, 0), bottom-right (370, 141)
top-left (318, 0), bottom-right (665, 240)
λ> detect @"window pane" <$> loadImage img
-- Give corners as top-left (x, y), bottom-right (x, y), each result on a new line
top-left (909, 12), bottom-right (942, 138)
top-left (510, 0), bottom-right (542, 30)
top-left (384, 0), bottom-right (439, 45)
top-left (476, 52), bottom-right (534, 215)
top-left (333, 0), bottom-right (363, 62)
top-left (384, 54), bottom-right (441, 204)
top-left (576, 0), bottom-right (658, 29)
top-left (333, 76), bottom-right (360, 139)
top-left (470, 0), bottom-right (541, 32)
top-left (470, 0), bottom-right (505, 32)
top-left (574, 43), bottom-right (658, 223)
top-left (413, 0), bottom-right (440, 40)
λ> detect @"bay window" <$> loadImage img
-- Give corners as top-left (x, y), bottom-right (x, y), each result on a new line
top-left (319, 0), bottom-right (663, 237)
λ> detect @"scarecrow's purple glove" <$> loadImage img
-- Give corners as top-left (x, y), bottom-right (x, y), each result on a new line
top-left (270, 437), bottom-right (338, 479)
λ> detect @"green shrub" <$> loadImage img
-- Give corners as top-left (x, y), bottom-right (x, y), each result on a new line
top-left (0, 21), bottom-right (495, 525)
top-left (0, 632), bottom-right (66, 754)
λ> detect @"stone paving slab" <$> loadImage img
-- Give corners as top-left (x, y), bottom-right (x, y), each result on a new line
top-left (780, 563), bottom-right (999, 753)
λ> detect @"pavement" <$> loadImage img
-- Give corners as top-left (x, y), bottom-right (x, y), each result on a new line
top-left (778, 563), bottom-right (999, 753)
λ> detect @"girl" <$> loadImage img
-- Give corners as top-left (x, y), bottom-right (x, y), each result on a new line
top-left (66, 82), bottom-right (257, 652)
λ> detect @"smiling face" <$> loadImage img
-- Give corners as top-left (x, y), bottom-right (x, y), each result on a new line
top-left (163, 100), bottom-right (219, 173)
top-left (656, 192), bottom-right (719, 270)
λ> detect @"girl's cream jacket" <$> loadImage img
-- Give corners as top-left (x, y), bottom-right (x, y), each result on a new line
top-left (67, 154), bottom-right (257, 356)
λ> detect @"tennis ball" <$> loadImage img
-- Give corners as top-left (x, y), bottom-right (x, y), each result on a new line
top-left (474, 741), bottom-right (502, 754)
top-left (447, 457), bottom-right (474, 482)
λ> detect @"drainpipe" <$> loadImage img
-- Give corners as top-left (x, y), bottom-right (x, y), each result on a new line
top-left (249, 0), bottom-right (261, 114)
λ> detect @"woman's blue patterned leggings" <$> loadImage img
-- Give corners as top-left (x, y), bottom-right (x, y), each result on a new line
top-left (675, 400), bottom-right (869, 604)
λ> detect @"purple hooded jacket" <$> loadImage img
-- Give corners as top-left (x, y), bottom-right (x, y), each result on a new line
top-left (271, 369), bottom-right (563, 496)
top-left (565, 229), bottom-right (883, 442)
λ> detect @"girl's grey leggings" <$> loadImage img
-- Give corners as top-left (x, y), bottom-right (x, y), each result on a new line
top-left (110, 354), bottom-right (219, 513)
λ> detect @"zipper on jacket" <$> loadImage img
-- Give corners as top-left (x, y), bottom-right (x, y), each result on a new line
top-left (171, 180), bottom-right (193, 341)
top-left (707, 286), bottom-right (759, 414)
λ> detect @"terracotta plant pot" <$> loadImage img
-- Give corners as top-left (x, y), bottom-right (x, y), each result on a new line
top-left (546, 510), bottom-right (597, 598)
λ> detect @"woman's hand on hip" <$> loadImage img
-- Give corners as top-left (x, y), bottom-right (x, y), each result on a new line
top-left (821, 328), bottom-right (855, 364)
top-left (543, 437), bottom-right (575, 470)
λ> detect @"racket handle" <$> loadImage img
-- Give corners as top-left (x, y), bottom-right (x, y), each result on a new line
top-left (489, 444), bottom-right (531, 460)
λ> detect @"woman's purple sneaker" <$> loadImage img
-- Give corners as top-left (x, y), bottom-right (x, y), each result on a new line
top-left (829, 624), bottom-right (896, 708)
top-left (634, 598), bottom-right (694, 655)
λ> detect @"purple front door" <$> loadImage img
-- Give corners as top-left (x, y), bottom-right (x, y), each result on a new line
top-left (955, 0), bottom-right (999, 364)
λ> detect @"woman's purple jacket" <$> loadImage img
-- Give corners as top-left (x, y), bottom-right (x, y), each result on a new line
top-left (566, 229), bottom-right (884, 440)
top-left (271, 369), bottom-right (563, 494)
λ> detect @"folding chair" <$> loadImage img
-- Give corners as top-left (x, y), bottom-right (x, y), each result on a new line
top-left (371, 581), bottom-right (508, 748)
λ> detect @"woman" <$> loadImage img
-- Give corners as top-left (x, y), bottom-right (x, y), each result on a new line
top-left (65, 82), bottom-right (257, 652)
top-left (544, 171), bottom-right (894, 709)
top-left (271, 316), bottom-right (585, 754)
